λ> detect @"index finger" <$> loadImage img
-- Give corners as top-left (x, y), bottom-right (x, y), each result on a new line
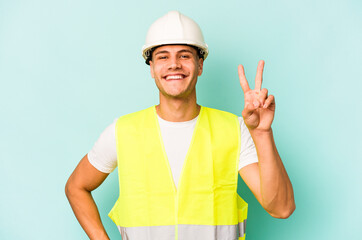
top-left (238, 64), bottom-right (250, 93)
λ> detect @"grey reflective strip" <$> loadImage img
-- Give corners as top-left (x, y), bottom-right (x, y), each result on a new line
top-left (238, 219), bottom-right (247, 237)
top-left (118, 224), bottom-right (244, 240)
top-left (117, 225), bottom-right (174, 240)
top-left (178, 224), bottom-right (238, 240)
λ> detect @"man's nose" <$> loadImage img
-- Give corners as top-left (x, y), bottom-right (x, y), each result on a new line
top-left (168, 57), bottom-right (181, 69)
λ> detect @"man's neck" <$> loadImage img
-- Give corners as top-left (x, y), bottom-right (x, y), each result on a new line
top-left (156, 94), bottom-right (200, 122)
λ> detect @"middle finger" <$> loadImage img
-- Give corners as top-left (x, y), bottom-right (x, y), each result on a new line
top-left (255, 60), bottom-right (265, 91)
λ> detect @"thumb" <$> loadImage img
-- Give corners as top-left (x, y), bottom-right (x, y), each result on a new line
top-left (242, 102), bottom-right (257, 119)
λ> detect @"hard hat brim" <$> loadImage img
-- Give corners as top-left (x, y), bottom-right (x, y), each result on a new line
top-left (142, 40), bottom-right (209, 61)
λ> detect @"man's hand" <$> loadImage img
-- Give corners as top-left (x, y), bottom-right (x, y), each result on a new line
top-left (238, 60), bottom-right (275, 131)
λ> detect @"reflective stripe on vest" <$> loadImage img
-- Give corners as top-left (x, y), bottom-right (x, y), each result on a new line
top-left (109, 106), bottom-right (248, 240)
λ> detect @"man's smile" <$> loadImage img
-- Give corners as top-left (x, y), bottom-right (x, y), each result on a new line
top-left (163, 74), bottom-right (187, 81)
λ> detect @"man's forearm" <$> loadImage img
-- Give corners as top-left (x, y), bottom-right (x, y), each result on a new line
top-left (65, 186), bottom-right (110, 240)
top-left (250, 129), bottom-right (295, 218)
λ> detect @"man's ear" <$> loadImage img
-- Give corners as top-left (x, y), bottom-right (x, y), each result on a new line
top-left (150, 61), bottom-right (155, 79)
top-left (198, 58), bottom-right (204, 76)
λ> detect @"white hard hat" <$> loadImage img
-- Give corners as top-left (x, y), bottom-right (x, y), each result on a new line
top-left (142, 11), bottom-right (209, 65)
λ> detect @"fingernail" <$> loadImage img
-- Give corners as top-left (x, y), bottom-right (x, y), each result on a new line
top-left (253, 101), bottom-right (259, 108)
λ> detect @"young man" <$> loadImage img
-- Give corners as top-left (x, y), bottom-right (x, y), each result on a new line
top-left (65, 11), bottom-right (295, 240)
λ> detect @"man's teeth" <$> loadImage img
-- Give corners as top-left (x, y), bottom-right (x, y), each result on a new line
top-left (166, 75), bottom-right (183, 80)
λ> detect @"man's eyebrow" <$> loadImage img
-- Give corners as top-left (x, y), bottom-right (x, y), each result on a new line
top-left (178, 49), bottom-right (194, 54)
top-left (154, 49), bottom-right (194, 56)
top-left (154, 50), bottom-right (169, 56)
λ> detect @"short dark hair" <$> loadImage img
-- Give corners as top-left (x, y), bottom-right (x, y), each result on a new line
top-left (145, 44), bottom-right (204, 65)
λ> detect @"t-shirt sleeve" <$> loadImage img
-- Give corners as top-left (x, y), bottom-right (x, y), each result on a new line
top-left (87, 119), bottom-right (118, 173)
top-left (238, 117), bottom-right (258, 170)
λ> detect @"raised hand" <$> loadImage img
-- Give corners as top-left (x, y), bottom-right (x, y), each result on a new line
top-left (238, 60), bottom-right (275, 132)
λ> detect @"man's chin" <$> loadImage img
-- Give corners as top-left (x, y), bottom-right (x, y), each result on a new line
top-left (161, 90), bottom-right (189, 99)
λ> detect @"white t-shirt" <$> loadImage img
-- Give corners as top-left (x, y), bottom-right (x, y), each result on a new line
top-left (88, 115), bottom-right (258, 187)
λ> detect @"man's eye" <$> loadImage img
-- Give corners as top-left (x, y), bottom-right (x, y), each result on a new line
top-left (158, 56), bottom-right (167, 60)
top-left (181, 55), bottom-right (190, 59)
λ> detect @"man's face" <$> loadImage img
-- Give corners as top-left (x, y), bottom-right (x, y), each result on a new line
top-left (149, 45), bottom-right (204, 99)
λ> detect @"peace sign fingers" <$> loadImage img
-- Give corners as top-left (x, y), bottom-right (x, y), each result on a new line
top-left (237, 60), bottom-right (275, 131)
top-left (238, 60), bottom-right (265, 93)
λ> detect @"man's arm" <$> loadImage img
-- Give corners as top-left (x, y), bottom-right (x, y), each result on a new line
top-left (237, 60), bottom-right (295, 218)
top-left (65, 154), bottom-right (110, 239)
top-left (239, 132), bottom-right (295, 218)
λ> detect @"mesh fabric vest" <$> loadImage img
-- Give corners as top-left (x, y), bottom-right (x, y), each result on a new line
top-left (109, 106), bottom-right (248, 240)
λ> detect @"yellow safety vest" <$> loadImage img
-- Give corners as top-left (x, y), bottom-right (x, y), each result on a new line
top-left (109, 106), bottom-right (248, 240)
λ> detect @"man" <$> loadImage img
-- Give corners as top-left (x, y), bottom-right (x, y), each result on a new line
top-left (65, 11), bottom-right (295, 240)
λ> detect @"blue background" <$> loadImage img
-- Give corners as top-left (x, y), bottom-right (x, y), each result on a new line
top-left (1, 0), bottom-right (361, 239)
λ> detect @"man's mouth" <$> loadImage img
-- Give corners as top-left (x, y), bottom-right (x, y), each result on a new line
top-left (164, 74), bottom-right (186, 81)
